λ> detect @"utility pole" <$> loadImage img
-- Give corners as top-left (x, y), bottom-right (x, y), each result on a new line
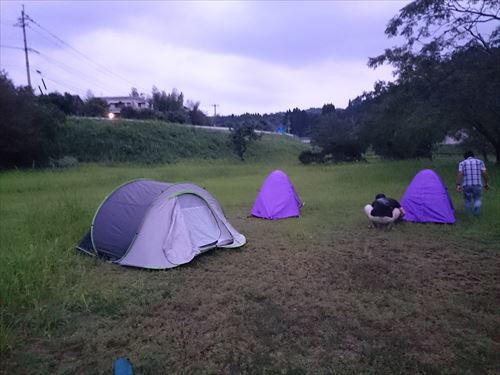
top-left (16, 5), bottom-right (32, 89)
top-left (211, 104), bottom-right (219, 126)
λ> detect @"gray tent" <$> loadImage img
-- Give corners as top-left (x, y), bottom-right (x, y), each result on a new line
top-left (77, 179), bottom-right (246, 269)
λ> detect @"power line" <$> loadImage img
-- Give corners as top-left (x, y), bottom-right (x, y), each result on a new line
top-left (0, 44), bottom-right (24, 50)
top-left (7, 7), bottom-right (152, 97)
top-left (0, 18), bottom-right (18, 25)
top-left (25, 14), bottom-right (149, 93)
top-left (1, 44), bottom-right (121, 95)
top-left (0, 64), bottom-right (24, 74)
top-left (32, 67), bottom-right (89, 96)
top-left (0, 63), bottom-right (21, 68)
top-left (26, 23), bottom-right (71, 51)
top-left (26, 22), bottom-right (131, 94)
top-left (0, 44), bottom-right (39, 54)
top-left (4, 45), bottom-right (125, 97)
top-left (24, 25), bottom-right (127, 94)
top-left (35, 51), bottom-right (125, 95)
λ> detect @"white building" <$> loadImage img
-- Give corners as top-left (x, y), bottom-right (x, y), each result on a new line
top-left (101, 96), bottom-right (150, 115)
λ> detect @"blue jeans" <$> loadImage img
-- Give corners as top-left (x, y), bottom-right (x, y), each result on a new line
top-left (463, 185), bottom-right (482, 215)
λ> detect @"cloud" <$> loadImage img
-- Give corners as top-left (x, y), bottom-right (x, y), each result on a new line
top-left (1, 0), bottom-right (405, 114)
top-left (67, 28), bottom-right (393, 114)
top-left (118, 1), bottom-right (408, 67)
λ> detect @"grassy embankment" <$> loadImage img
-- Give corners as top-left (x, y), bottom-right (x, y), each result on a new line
top-left (57, 117), bottom-right (306, 164)
top-left (0, 121), bottom-right (499, 373)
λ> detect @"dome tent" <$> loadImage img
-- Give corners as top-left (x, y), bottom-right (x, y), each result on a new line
top-left (401, 169), bottom-right (455, 224)
top-left (77, 179), bottom-right (246, 269)
top-left (251, 170), bottom-right (302, 220)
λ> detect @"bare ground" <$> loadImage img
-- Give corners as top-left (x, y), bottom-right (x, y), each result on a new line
top-left (3, 215), bottom-right (499, 374)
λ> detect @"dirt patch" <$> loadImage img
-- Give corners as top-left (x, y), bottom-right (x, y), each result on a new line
top-left (3, 218), bottom-right (499, 374)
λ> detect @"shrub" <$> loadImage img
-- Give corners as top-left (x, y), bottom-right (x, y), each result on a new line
top-left (120, 107), bottom-right (156, 120)
top-left (167, 110), bottom-right (190, 124)
top-left (49, 156), bottom-right (79, 169)
top-left (299, 150), bottom-right (325, 164)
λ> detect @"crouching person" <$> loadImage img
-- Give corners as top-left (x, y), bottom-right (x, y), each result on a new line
top-left (364, 193), bottom-right (405, 229)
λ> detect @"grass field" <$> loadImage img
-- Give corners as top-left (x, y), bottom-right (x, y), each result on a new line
top-left (0, 157), bottom-right (499, 374)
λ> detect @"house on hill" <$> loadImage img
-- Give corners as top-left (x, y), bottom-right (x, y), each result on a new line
top-left (101, 96), bottom-right (150, 115)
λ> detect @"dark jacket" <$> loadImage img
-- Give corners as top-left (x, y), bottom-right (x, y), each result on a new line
top-left (371, 197), bottom-right (401, 217)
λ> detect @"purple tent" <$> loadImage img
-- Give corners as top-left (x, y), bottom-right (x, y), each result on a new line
top-left (401, 169), bottom-right (455, 224)
top-left (251, 170), bottom-right (302, 220)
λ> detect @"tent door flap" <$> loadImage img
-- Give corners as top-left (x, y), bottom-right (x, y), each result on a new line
top-left (177, 194), bottom-right (222, 251)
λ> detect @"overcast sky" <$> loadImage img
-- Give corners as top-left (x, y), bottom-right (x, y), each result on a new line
top-left (0, 1), bottom-right (409, 115)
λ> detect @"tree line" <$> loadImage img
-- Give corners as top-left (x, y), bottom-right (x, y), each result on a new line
top-left (363, 0), bottom-right (499, 164)
top-left (0, 73), bottom-right (212, 167)
top-left (120, 87), bottom-right (210, 126)
top-left (218, 1), bottom-right (500, 165)
top-left (301, 0), bottom-right (500, 164)
top-left (33, 86), bottom-right (210, 126)
top-left (1, 0), bottom-right (498, 167)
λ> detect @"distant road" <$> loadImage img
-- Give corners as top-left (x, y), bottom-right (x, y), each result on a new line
top-left (190, 124), bottom-right (296, 138)
top-left (83, 116), bottom-right (298, 138)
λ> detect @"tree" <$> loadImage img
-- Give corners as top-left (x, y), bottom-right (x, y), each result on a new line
top-left (186, 100), bottom-right (209, 125)
top-left (228, 122), bottom-right (261, 161)
top-left (311, 111), bottom-right (367, 162)
top-left (321, 103), bottom-right (336, 115)
top-left (457, 127), bottom-right (495, 162)
top-left (0, 72), bottom-right (65, 168)
top-left (151, 87), bottom-right (184, 113)
top-left (437, 47), bottom-right (500, 163)
top-left (369, 0), bottom-right (500, 163)
top-left (285, 108), bottom-right (311, 137)
top-left (130, 87), bottom-right (139, 98)
top-left (38, 92), bottom-right (84, 115)
top-left (360, 81), bottom-right (447, 159)
top-left (83, 97), bottom-right (108, 117)
top-left (369, 0), bottom-right (500, 79)
top-left (149, 87), bottom-right (191, 124)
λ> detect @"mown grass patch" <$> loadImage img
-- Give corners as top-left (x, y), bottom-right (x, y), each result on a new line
top-left (0, 158), bottom-right (498, 373)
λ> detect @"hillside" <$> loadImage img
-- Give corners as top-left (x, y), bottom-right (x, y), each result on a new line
top-left (58, 117), bottom-right (308, 164)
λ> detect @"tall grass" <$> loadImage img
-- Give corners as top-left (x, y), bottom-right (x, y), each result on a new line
top-left (0, 157), bottom-right (498, 362)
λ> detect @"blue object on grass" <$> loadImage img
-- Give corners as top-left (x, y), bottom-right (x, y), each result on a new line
top-left (114, 357), bottom-right (134, 375)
